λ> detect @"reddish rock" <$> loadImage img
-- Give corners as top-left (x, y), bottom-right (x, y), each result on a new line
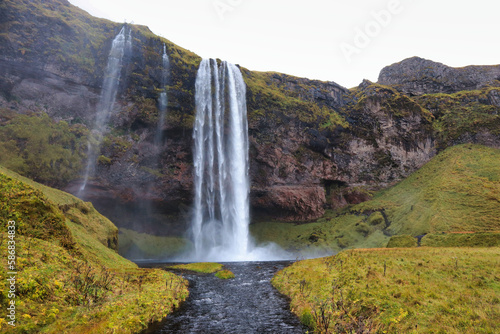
top-left (251, 186), bottom-right (325, 221)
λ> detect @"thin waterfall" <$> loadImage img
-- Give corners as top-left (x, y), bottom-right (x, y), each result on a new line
top-left (155, 43), bottom-right (169, 147)
top-left (191, 58), bottom-right (250, 261)
top-left (79, 26), bottom-right (131, 195)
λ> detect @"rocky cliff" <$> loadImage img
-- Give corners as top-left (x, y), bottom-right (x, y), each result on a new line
top-left (378, 56), bottom-right (500, 96)
top-left (1, 0), bottom-right (499, 235)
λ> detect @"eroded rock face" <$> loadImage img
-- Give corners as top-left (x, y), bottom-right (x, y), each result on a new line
top-left (378, 57), bottom-right (500, 96)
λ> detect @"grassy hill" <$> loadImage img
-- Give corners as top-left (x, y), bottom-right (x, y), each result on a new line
top-left (251, 144), bottom-right (500, 253)
top-left (272, 247), bottom-right (500, 333)
top-left (354, 143), bottom-right (500, 235)
top-left (0, 166), bottom-right (188, 333)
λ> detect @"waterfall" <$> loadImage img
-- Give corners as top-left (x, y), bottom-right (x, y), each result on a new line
top-left (155, 43), bottom-right (169, 147)
top-left (191, 58), bottom-right (250, 261)
top-left (79, 26), bottom-right (131, 195)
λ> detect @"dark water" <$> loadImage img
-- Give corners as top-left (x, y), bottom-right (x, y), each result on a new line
top-left (140, 261), bottom-right (307, 334)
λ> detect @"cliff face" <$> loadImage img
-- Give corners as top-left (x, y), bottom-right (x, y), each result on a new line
top-left (1, 0), bottom-right (499, 233)
top-left (245, 74), bottom-right (436, 221)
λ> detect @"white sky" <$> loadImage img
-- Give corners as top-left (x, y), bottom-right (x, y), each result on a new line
top-left (68, 0), bottom-right (500, 88)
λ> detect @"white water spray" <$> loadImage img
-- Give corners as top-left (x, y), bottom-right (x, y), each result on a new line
top-left (79, 26), bottom-right (131, 195)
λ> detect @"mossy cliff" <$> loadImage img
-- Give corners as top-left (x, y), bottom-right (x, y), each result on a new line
top-left (0, 0), bottom-right (499, 236)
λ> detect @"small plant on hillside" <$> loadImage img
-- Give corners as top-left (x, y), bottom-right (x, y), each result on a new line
top-left (67, 262), bottom-right (115, 305)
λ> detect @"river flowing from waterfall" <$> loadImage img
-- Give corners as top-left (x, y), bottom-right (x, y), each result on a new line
top-left (140, 261), bottom-right (307, 334)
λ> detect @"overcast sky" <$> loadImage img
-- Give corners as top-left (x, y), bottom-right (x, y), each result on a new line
top-left (68, 0), bottom-right (500, 88)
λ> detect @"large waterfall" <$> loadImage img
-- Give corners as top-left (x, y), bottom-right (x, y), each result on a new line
top-left (191, 59), bottom-right (250, 261)
top-left (79, 26), bottom-right (131, 195)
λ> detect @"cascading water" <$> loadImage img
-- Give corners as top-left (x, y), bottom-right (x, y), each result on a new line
top-left (79, 26), bottom-right (131, 195)
top-left (155, 43), bottom-right (169, 147)
top-left (190, 59), bottom-right (250, 261)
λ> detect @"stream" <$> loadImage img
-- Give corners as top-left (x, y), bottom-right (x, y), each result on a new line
top-left (140, 261), bottom-right (308, 334)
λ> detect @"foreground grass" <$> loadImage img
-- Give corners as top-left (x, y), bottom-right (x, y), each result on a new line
top-left (0, 168), bottom-right (188, 333)
top-left (0, 235), bottom-right (188, 333)
top-left (0, 165), bottom-right (120, 262)
top-left (272, 247), bottom-right (500, 334)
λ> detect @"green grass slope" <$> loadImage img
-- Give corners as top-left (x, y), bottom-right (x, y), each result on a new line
top-left (272, 247), bottom-right (500, 333)
top-left (354, 143), bottom-right (500, 235)
top-left (251, 144), bottom-right (500, 252)
top-left (0, 165), bottom-right (121, 264)
top-left (0, 167), bottom-right (188, 333)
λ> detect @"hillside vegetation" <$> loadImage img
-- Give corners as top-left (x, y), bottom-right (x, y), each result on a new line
top-left (0, 166), bottom-right (188, 333)
top-left (0, 109), bottom-right (88, 187)
top-left (251, 144), bottom-right (500, 252)
top-left (353, 143), bottom-right (500, 235)
top-left (272, 247), bottom-right (500, 333)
